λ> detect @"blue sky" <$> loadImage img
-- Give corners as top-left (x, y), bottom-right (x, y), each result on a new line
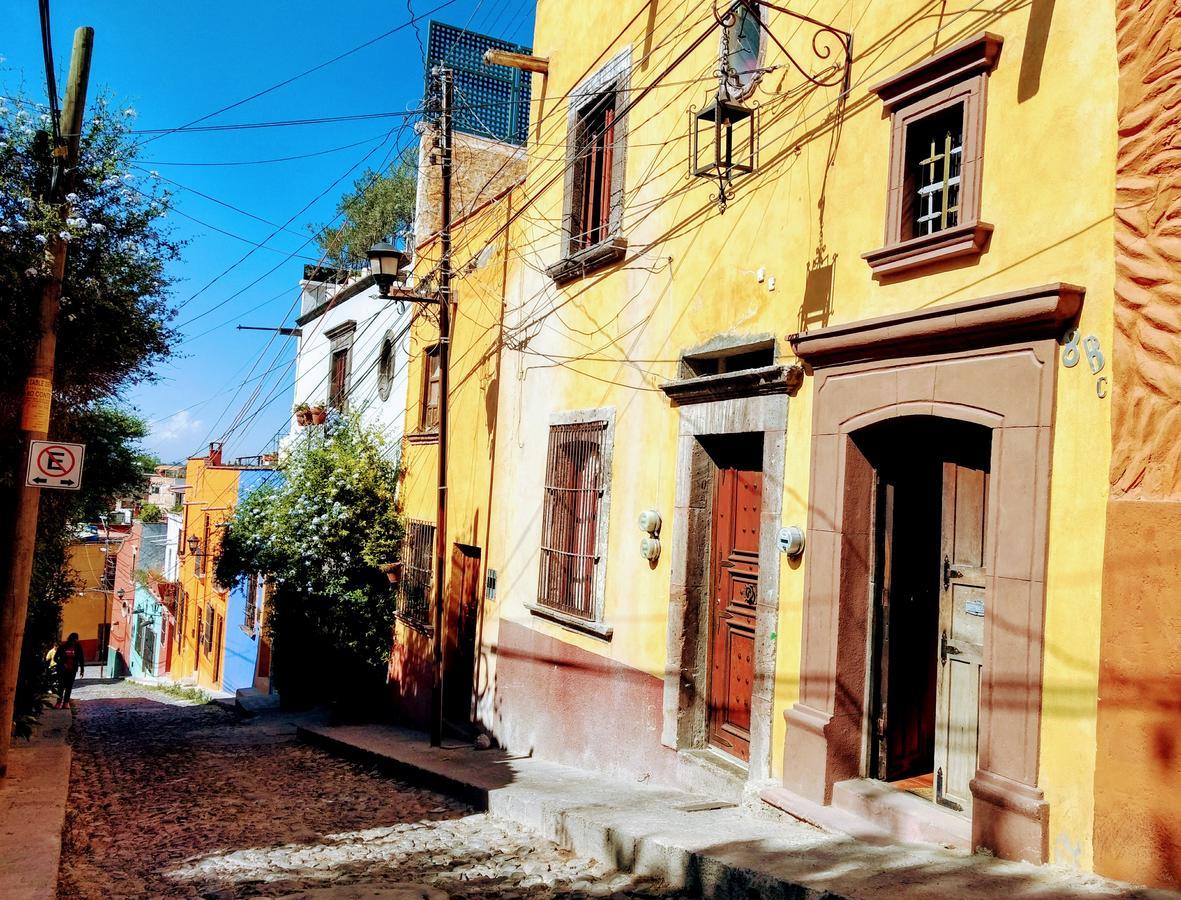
top-left (2, 0), bottom-right (534, 463)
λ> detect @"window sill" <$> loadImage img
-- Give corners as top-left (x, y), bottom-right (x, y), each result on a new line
top-left (546, 236), bottom-right (628, 285)
top-left (394, 611), bottom-right (433, 637)
top-left (405, 430), bottom-right (440, 446)
top-left (863, 221), bottom-right (993, 279)
top-left (525, 601), bottom-right (613, 640)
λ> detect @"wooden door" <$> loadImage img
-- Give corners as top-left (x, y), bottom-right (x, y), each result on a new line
top-left (934, 460), bottom-right (988, 813)
top-left (212, 613), bottom-right (224, 686)
top-left (708, 463), bottom-right (762, 762)
top-left (443, 544), bottom-right (481, 734)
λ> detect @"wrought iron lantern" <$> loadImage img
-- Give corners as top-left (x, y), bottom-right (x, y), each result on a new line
top-left (366, 241), bottom-right (410, 299)
top-left (186, 534), bottom-right (200, 556)
top-left (690, 96), bottom-right (758, 210)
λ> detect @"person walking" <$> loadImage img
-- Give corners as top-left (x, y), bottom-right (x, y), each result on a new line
top-left (54, 632), bottom-right (85, 708)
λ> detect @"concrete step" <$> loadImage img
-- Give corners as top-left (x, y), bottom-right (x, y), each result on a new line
top-left (831, 778), bottom-right (970, 849)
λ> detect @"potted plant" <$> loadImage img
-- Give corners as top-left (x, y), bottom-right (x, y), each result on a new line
top-left (378, 561), bottom-right (403, 584)
top-left (293, 402), bottom-right (311, 426)
top-left (309, 402), bottom-right (328, 425)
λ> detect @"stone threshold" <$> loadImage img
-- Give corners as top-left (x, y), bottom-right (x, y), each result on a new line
top-left (296, 721), bottom-right (1166, 899)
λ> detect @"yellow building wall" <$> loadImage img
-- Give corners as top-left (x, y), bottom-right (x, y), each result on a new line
top-left (174, 456), bottom-right (239, 691)
top-left (394, 185), bottom-right (518, 724)
top-left (476, 0), bottom-right (1118, 871)
top-left (62, 541), bottom-right (115, 662)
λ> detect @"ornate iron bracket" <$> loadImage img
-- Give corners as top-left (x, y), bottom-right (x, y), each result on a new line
top-left (714, 0), bottom-right (853, 93)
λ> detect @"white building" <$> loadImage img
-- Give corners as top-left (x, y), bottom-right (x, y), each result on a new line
top-left (286, 266), bottom-right (413, 452)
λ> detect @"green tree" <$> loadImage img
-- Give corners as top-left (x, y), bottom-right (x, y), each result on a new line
top-left (0, 94), bottom-right (179, 734)
top-left (216, 414), bottom-right (403, 709)
top-left (314, 150), bottom-right (417, 270)
top-left (139, 503), bottom-right (163, 524)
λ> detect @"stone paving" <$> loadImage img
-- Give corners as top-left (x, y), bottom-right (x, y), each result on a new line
top-left (58, 680), bottom-right (687, 899)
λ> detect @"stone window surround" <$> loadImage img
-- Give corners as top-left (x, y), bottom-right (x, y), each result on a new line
top-left (658, 334), bottom-right (793, 784)
top-left (526, 406), bottom-right (617, 639)
top-left (546, 47), bottom-right (632, 286)
top-left (863, 32), bottom-right (1003, 279)
top-left (778, 282), bottom-right (1084, 864)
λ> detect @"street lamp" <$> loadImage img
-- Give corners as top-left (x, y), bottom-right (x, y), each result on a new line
top-left (366, 242), bottom-right (410, 299)
top-left (187, 535), bottom-right (200, 556)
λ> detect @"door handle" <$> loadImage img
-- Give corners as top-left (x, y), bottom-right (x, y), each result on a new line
top-left (942, 556), bottom-right (963, 590)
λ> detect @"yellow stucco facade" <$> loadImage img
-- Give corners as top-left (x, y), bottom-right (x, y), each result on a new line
top-left (62, 540), bottom-right (118, 664)
top-left (392, 0), bottom-right (1136, 878)
top-left (174, 453), bottom-right (240, 691)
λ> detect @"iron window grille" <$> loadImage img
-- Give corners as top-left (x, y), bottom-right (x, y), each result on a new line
top-left (906, 105), bottom-right (964, 239)
top-left (204, 602), bottom-right (215, 654)
top-left (377, 330), bottom-right (396, 402)
top-left (100, 554), bottom-right (116, 590)
top-left (537, 421), bottom-right (608, 621)
top-left (570, 92), bottom-right (618, 253)
top-left (244, 574), bottom-right (259, 633)
top-left (399, 520), bottom-right (435, 630)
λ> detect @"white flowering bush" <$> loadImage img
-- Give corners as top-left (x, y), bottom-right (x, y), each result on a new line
top-left (216, 414), bottom-right (403, 703)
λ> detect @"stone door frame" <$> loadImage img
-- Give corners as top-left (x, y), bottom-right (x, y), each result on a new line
top-left (658, 349), bottom-right (799, 783)
top-left (783, 283), bottom-right (1083, 863)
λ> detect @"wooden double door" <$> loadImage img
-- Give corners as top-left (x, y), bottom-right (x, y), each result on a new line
top-left (873, 424), bottom-right (989, 815)
top-left (707, 438), bottom-right (763, 763)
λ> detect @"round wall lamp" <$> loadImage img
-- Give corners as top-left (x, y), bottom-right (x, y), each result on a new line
top-left (638, 509), bottom-right (662, 563)
top-left (778, 526), bottom-right (806, 559)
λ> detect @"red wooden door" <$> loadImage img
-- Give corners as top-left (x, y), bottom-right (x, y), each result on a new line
top-left (708, 464), bottom-right (763, 761)
top-left (443, 544), bottom-right (482, 733)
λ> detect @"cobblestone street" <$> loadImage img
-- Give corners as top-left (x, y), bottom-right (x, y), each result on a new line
top-left (58, 681), bottom-right (685, 899)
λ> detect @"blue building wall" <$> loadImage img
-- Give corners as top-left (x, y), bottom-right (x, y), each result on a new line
top-left (221, 469), bottom-right (275, 694)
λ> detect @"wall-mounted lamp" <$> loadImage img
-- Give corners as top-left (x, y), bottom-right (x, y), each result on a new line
top-left (187, 535), bottom-right (200, 556)
top-left (778, 526), bottom-right (805, 558)
top-left (638, 509), bottom-right (662, 562)
top-left (366, 242), bottom-right (411, 299)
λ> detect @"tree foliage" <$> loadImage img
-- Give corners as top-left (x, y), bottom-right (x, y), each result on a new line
top-left (314, 150), bottom-right (417, 270)
top-left (216, 414), bottom-right (403, 704)
top-left (0, 94), bottom-right (178, 735)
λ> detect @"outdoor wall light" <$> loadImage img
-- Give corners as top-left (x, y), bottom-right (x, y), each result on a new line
top-left (640, 536), bottom-right (662, 562)
top-left (366, 242), bottom-right (411, 299)
top-left (637, 509), bottom-right (662, 534)
top-left (778, 526), bottom-right (805, 558)
top-left (187, 535), bottom-right (200, 556)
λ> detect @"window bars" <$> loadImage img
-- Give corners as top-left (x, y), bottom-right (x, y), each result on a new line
top-left (244, 574), bottom-right (259, 632)
top-left (571, 93), bottom-right (617, 252)
top-left (399, 520), bottom-right (435, 629)
top-left (538, 421), bottom-right (608, 620)
top-left (909, 106), bottom-right (963, 238)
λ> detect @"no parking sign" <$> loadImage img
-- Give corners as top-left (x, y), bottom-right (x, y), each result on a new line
top-left (25, 441), bottom-right (86, 490)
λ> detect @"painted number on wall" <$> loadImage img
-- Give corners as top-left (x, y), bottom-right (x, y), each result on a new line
top-left (1062, 329), bottom-right (1108, 398)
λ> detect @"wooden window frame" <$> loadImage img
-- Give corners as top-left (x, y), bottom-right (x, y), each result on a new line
top-left (419, 344), bottom-right (441, 433)
top-left (863, 32), bottom-right (1003, 279)
top-left (325, 320), bottom-right (356, 411)
top-left (547, 48), bottom-right (631, 286)
top-left (527, 408), bottom-right (615, 639)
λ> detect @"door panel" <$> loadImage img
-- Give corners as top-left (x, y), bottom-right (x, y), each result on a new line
top-left (708, 462), bottom-right (762, 762)
top-left (443, 544), bottom-right (481, 734)
top-left (934, 460), bottom-right (987, 814)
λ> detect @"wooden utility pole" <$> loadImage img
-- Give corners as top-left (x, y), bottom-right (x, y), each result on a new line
top-left (0, 26), bottom-right (93, 777)
top-left (429, 65), bottom-right (453, 749)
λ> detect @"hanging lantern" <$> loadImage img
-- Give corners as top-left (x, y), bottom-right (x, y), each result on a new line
top-left (690, 96), bottom-right (758, 207)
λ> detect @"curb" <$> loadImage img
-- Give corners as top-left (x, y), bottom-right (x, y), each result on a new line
top-left (296, 725), bottom-right (848, 899)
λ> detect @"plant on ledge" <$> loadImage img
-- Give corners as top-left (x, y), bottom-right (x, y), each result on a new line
top-left (214, 414), bottom-right (403, 709)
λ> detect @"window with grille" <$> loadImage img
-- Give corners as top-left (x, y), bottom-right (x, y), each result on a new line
top-left (377, 330), bottom-right (396, 402)
top-left (197, 518), bottom-right (209, 578)
top-left (421, 346), bottom-right (441, 431)
top-left (176, 589), bottom-right (186, 649)
top-left (204, 602), bottom-right (215, 654)
top-left (904, 105), bottom-right (964, 239)
top-left (398, 520), bottom-right (435, 629)
top-left (864, 33), bottom-right (1000, 278)
top-left (570, 93), bottom-right (618, 253)
top-left (537, 421), bottom-right (609, 621)
top-left (244, 574), bottom-right (259, 633)
top-left (100, 554), bottom-right (116, 590)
